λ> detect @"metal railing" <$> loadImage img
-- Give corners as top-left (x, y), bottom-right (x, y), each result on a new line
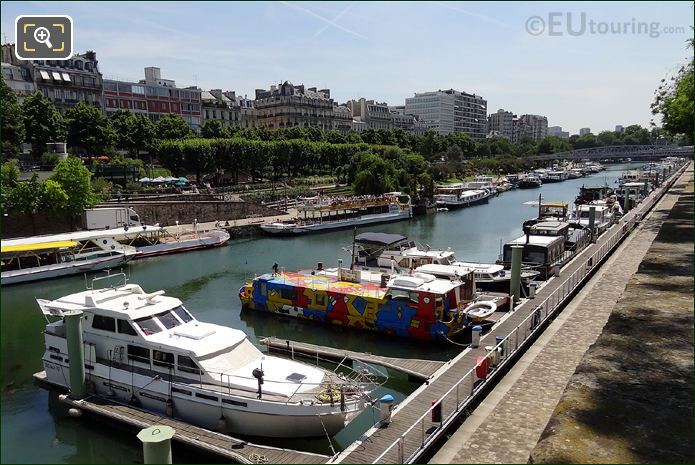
top-left (370, 163), bottom-right (687, 464)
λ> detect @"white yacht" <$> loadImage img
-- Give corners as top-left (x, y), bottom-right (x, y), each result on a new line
top-left (2, 233), bottom-right (136, 285)
top-left (570, 204), bottom-right (616, 235)
top-left (37, 276), bottom-right (373, 438)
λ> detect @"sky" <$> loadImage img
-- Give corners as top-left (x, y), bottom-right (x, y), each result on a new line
top-left (1, 1), bottom-right (693, 134)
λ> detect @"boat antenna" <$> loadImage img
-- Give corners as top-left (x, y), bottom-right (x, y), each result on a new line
top-left (538, 193), bottom-right (542, 219)
top-left (350, 227), bottom-right (357, 271)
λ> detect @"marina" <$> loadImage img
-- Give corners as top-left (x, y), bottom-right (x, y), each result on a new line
top-left (1, 161), bottom-right (690, 464)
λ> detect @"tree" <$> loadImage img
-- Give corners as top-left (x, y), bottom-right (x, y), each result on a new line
top-left (154, 113), bottom-right (194, 140)
top-left (65, 102), bottom-right (114, 158)
top-left (1, 159), bottom-right (20, 188)
top-left (201, 120), bottom-right (227, 139)
top-left (42, 179), bottom-right (68, 210)
top-left (50, 157), bottom-right (97, 215)
top-left (109, 109), bottom-right (137, 153)
top-left (132, 115), bottom-right (156, 157)
top-left (22, 92), bottom-right (65, 158)
top-left (6, 174), bottom-right (44, 214)
top-left (1, 77), bottom-right (25, 160)
top-left (652, 56), bottom-right (694, 144)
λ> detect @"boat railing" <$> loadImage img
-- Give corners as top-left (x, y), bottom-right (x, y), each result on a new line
top-left (368, 162), bottom-right (686, 464)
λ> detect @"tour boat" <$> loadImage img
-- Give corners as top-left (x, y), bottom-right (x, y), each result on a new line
top-left (1, 233), bottom-right (137, 285)
top-left (37, 275), bottom-right (373, 438)
top-left (260, 193), bottom-right (412, 235)
top-left (111, 225), bottom-right (230, 258)
top-left (434, 184), bottom-right (490, 208)
top-left (239, 267), bottom-right (474, 341)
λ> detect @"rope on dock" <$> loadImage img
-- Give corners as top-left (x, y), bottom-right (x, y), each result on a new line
top-left (247, 453), bottom-right (268, 463)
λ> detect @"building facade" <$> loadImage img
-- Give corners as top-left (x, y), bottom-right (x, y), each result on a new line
top-left (2, 43), bottom-right (103, 112)
top-left (615, 125), bottom-right (625, 133)
top-left (201, 89), bottom-right (257, 130)
top-left (548, 125), bottom-right (570, 138)
top-left (579, 127), bottom-right (591, 136)
top-left (1, 62), bottom-right (36, 102)
top-left (389, 106), bottom-right (418, 132)
top-left (103, 67), bottom-right (202, 129)
top-left (487, 109), bottom-right (516, 140)
top-left (254, 82), bottom-right (335, 131)
top-left (515, 114), bottom-right (548, 143)
top-left (347, 98), bottom-right (393, 130)
top-left (405, 89), bottom-right (487, 139)
top-left (332, 104), bottom-right (352, 133)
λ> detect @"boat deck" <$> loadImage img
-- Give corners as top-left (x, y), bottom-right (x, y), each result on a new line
top-left (33, 371), bottom-right (329, 464)
top-left (259, 337), bottom-right (446, 382)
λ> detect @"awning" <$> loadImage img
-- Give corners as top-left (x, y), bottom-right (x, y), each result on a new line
top-left (39, 70), bottom-right (50, 80)
top-left (61, 72), bottom-right (71, 82)
top-left (1, 240), bottom-right (79, 253)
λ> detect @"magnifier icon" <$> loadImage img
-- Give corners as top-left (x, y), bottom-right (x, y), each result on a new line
top-left (33, 27), bottom-right (53, 49)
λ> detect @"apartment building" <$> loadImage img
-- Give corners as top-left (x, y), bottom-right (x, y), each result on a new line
top-left (2, 43), bottom-right (102, 112)
top-left (487, 109), bottom-right (516, 140)
top-left (346, 98), bottom-right (393, 130)
top-left (515, 114), bottom-right (549, 143)
top-left (548, 125), bottom-right (570, 138)
top-left (254, 81), bottom-right (335, 131)
top-left (103, 67), bottom-right (202, 129)
top-left (201, 89), bottom-right (257, 129)
top-left (404, 89), bottom-right (487, 139)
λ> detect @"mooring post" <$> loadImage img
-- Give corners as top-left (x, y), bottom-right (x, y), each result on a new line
top-left (64, 310), bottom-right (86, 399)
top-left (510, 245), bottom-right (523, 303)
top-left (588, 206), bottom-right (596, 244)
top-left (137, 425), bottom-right (175, 464)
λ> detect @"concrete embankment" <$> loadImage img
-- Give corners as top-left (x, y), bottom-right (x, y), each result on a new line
top-left (429, 164), bottom-right (692, 464)
top-left (530, 172), bottom-right (694, 463)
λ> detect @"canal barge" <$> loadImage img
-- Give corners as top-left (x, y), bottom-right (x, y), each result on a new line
top-left (434, 184), bottom-right (490, 208)
top-left (37, 275), bottom-right (373, 438)
top-left (239, 267), bottom-right (474, 341)
top-left (260, 193), bottom-right (412, 235)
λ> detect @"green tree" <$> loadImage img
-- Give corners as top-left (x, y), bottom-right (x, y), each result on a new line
top-left (1, 159), bottom-right (20, 188)
top-left (109, 109), bottom-right (137, 153)
top-left (22, 92), bottom-right (65, 158)
top-left (6, 174), bottom-right (44, 214)
top-left (42, 179), bottom-right (68, 210)
top-left (65, 102), bottom-right (114, 159)
top-left (132, 115), bottom-right (156, 156)
top-left (201, 120), bottom-right (228, 138)
top-left (50, 157), bottom-right (97, 215)
top-left (652, 57), bottom-right (694, 143)
top-left (155, 113), bottom-right (194, 140)
top-left (0, 77), bottom-right (25, 160)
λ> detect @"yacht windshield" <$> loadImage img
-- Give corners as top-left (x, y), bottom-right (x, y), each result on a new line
top-left (156, 311), bottom-right (181, 330)
top-left (135, 316), bottom-right (163, 335)
top-left (171, 305), bottom-right (193, 323)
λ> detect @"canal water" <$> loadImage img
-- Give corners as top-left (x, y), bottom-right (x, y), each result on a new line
top-left (0, 163), bottom-right (639, 463)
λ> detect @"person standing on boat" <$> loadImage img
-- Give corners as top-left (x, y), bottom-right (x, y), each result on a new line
top-left (272, 262), bottom-right (279, 275)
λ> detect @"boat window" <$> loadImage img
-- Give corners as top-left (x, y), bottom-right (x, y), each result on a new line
top-left (153, 350), bottom-right (174, 368)
top-left (134, 316), bottom-right (163, 335)
top-left (92, 315), bottom-right (116, 332)
top-left (117, 319), bottom-right (138, 336)
top-left (156, 311), bottom-right (181, 330)
top-left (388, 288), bottom-right (419, 303)
top-left (315, 294), bottom-right (326, 306)
top-left (178, 355), bottom-right (202, 375)
top-left (279, 288), bottom-right (297, 301)
top-left (171, 306), bottom-right (193, 323)
top-left (259, 282), bottom-right (267, 296)
top-left (127, 345), bottom-right (150, 364)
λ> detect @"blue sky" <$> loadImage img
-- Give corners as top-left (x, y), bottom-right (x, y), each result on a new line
top-left (1, 1), bottom-right (692, 134)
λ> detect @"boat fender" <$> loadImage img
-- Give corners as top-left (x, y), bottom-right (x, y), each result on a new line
top-left (68, 408), bottom-right (82, 418)
top-left (475, 355), bottom-right (491, 380)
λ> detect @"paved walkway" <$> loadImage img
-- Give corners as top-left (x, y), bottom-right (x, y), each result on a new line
top-left (430, 165), bottom-right (693, 464)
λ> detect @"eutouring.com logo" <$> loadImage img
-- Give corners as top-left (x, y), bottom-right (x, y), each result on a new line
top-left (525, 12), bottom-right (686, 38)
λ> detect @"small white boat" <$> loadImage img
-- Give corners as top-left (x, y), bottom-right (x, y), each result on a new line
top-left (462, 301), bottom-right (497, 323)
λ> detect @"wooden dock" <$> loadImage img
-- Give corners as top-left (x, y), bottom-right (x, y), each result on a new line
top-left (33, 371), bottom-right (329, 464)
top-left (259, 337), bottom-right (446, 381)
top-left (330, 165), bottom-right (689, 464)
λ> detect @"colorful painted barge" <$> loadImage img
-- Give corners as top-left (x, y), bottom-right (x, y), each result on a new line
top-left (239, 268), bottom-right (474, 341)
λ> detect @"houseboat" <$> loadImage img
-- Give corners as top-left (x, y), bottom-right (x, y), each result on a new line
top-left (570, 204), bottom-right (616, 236)
top-left (434, 184), bottom-right (490, 208)
top-left (517, 175), bottom-right (542, 189)
top-left (2, 233), bottom-right (137, 285)
top-left (239, 267), bottom-right (474, 341)
top-left (574, 184), bottom-right (614, 205)
top-left (113, 225), bottom-right (230, 258)
top-left (260, 193), bottom-right (412, 235)
top-left (37, 275), bottom-right (373, 438)
top-left (544, 170), bottom-right (569, 183)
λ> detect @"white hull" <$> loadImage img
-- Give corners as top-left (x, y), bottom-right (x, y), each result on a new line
top-left (42, 334), bottom-right (363, 438)
top-left (1, 253), bottom-right (132, 285)
top-left (435, 191), bottom-right (490, 208)
top-left (261, 209), bottom-right (412, 235)
top-left (136, 231), bottom-right (230, 258)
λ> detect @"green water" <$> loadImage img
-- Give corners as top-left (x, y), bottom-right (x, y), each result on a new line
top-left (0, 164), bottom-right (639, 463)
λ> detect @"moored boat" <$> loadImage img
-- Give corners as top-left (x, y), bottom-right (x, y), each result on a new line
top-left (37, 275), bottom-right (373, 438)
top-left (517, 175), bottom-right (542, 189)
top-left (434, 184), bottom-right (490, 208)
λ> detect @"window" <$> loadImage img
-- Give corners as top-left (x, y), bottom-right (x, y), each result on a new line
top-left (153, 350), bottom-right (174, 368)
top-left (172, 306), bottom-right (193, 323)
top-left (315, 294), bottom-right (326, 306)
top-left (132, 85), bottom-right (145, 95)
top-left (178, 355), bottom-right (201, 375)
top-left (279, 288), bottom-right (297, 300)
top-left (92, 314), bottom-right (116, 332)
top-left (117, 319), bottom-right (138, 336)
top-left (127, 345), bottom-right (150, 364)
top-left (118, 83), bottom-right (132, 93)
top-left (156, 311), bottom-right (181, 330)
top-left (104, 81), bottom-right (117, 92)
top-left (135, 316), bottom-right (162, 335)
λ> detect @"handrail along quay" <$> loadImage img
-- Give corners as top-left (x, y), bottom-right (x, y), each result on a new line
top-left (330, 162), bottom-right (689, 464)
